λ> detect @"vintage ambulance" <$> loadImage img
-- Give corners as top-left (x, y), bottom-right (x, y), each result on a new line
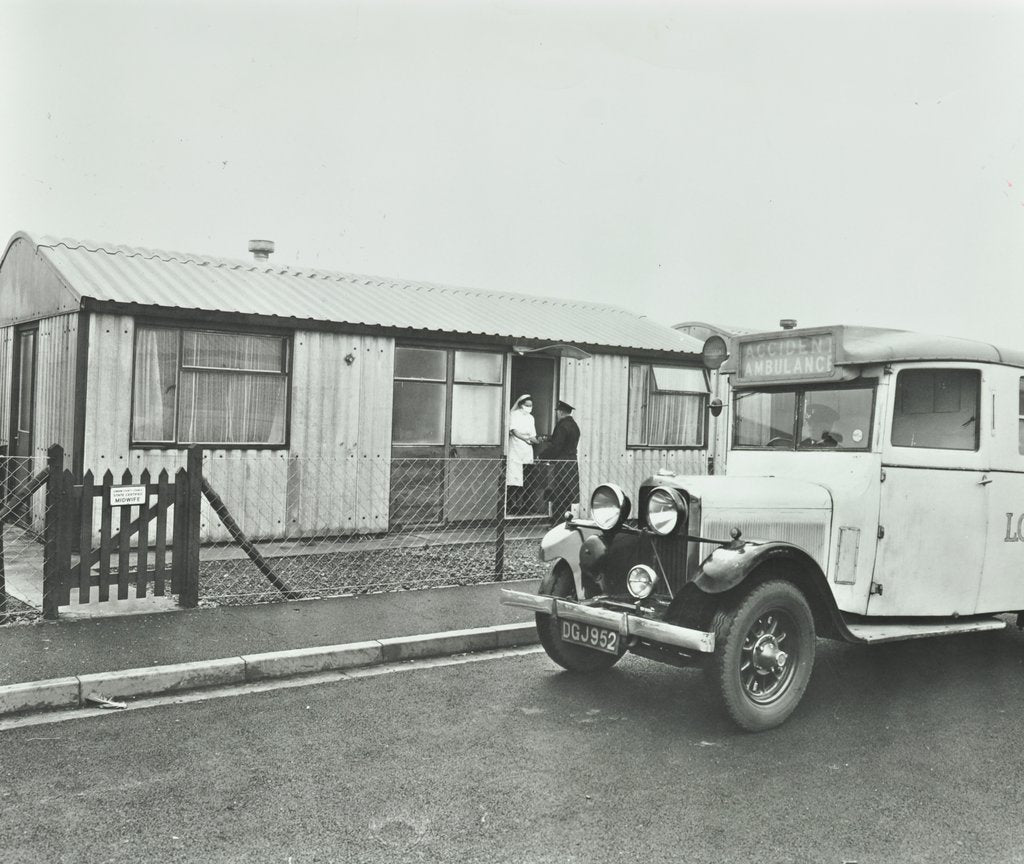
top-left (501, 325), bottom-right (1024, 731)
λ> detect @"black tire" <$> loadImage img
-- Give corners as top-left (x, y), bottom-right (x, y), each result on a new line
top-left (707, 580), bottom-right (815, 732)
top-left (536, 569), bottom-right (625, 673)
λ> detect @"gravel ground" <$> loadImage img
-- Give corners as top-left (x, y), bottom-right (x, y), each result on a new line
top-left (199, 538), bottom-right (549, 605)
top-left (0, 593), bottom-right (40, 625)
top-left (0, 536), bottom-right (547, 624)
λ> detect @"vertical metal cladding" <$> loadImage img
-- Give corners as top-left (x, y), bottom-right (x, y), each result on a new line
top-left (559, 353), bottom-right (709, 516)
top-left (287, 331), bottom-right (394, 537)
top-left (83, 314), bottom-right (396, 543)
top-left (35, 313), bottom-right (78, 459)
top-left (17, 314), bottom-right (79, 530)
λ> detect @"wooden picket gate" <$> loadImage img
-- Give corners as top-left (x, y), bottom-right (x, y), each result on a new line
top-left (42, 446), bottom-right (202, 619)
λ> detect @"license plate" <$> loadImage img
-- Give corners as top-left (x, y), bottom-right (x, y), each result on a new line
top-left (560, 620), bottom-right (620, 654)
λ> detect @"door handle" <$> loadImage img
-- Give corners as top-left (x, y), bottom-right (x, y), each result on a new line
top-left (978, 475), bottom-right (992, 485)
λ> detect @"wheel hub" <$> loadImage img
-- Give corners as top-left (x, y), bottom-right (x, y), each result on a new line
top-left (752, 634), bottom-right (788, 674)
top-left (740, 612), bottom-right (794, 703)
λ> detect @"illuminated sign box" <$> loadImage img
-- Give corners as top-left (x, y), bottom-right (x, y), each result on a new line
top-left (736, 330), bottom-right (839, 384)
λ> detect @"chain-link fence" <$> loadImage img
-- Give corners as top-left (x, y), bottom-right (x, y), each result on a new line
top-left (0, 446), bottom-right (700, 619)
top-left (198, 455), bottom-right (552, 604)
top-left (0, 452), bottom-right (49, 625)
top-left (196, 451), bottom-right (695, 605)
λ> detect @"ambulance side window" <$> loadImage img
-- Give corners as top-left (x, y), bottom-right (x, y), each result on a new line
top-left (1019, 378), bottom-right (1024, 455)
top-left (891, 369), bottom-right (980, 451)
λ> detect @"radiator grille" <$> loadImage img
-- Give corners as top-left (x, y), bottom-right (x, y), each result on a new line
top-left (699, 516), bottom-right (828, 565)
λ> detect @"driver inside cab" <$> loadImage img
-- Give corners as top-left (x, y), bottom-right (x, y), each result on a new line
top-left (802, 403), bottom-right (841, 448)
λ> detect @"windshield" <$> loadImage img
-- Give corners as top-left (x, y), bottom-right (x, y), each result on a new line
top-left (733, 385), bottom-right (875, 450)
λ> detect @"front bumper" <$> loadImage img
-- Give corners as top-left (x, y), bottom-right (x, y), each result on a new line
top-left (500, 588), bottom-right (716, 654)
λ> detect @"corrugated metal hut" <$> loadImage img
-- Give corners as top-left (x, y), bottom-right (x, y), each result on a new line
top-left (0, 232), bottom-right (712, 540)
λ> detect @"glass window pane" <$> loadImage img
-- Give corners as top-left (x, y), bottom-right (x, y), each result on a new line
top-left (392, 381), bottom-right (445, 444)
top-left (395, 347), bottom-right (446, 381)
top-left (182, 331), bottom-right (284, 372)
top-left (17, 332), bottom-right (35, 433)
top-left (454, 351), bottom-right (502, 384)
top-left (178, 370), bottom-right (286, 445)
top-left (651, 366), bottom-right (707, 393)
top-left (627, 364), bottom-right (649, 446)
top-left (646, 392), bottom-right (706, 446)
top-left (734, 391), bottom-right (797, 447)
top-left (451, 384), bottom-right (502, 445)
top-left (892, 369), bottom-right (979, 450)
top-left (133, 327), bottom-right (179, 442)
top-left (797, 388), bottom-right (873, 450)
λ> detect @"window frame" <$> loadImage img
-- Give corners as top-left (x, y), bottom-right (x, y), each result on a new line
top-left (890, 367), bottom-right (981, 453)
top-left (731, 381), bottom-right (877, 451)
top-left (130, 322), bottom-right (292, 450)
top-left (391, 342), bottom-right (508, 450)
top-left (626, 360), bottom-right (710, 450)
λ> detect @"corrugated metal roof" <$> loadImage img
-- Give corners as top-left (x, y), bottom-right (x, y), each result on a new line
top-left (19, 233), bottom-right (701, 355)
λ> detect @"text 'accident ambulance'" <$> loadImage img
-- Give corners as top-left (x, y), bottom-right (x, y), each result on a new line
top-left (501, 325), bottom-right (1024, 731)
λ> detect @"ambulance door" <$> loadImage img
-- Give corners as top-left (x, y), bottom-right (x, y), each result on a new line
top-left (974, 367), bottom-right (1024, 613)
top-left (870, 365), bottom-right (989, 616)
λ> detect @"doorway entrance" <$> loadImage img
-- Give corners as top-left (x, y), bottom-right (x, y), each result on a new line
top-left (8, 326), bottom-right (37, 525)
top-left (508, 354), bottom-right (557, 518)
top-left (390, 345), bottom-right (506, 526)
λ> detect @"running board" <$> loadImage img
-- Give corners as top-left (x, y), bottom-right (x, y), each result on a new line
top-left (844, 617), bottom-right (1006, 644)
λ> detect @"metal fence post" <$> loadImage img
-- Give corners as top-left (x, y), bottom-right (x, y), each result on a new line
top-left (495, 457), bottom-right (506, 581)
top-left (178, 446), bottom-right (203, 608)
top-left (42, 444), bottom-right (64, 620)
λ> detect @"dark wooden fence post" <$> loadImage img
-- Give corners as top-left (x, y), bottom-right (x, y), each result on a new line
top-left (494, 457), bottom-right (506, 581)
top-left (42, 444), bottom-right (65, 620)
top-left (178, 446), bottom-right (202, 608)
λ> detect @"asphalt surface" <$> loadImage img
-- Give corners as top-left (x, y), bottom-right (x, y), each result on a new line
top-left (4, 630), bottom-right (1024, 863)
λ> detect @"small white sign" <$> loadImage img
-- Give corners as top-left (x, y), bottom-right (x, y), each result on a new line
top-left (109, 485), bottom-right (147, 507)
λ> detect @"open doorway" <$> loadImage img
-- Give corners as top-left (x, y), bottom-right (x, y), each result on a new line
top-left (8, 326), bottom-right (37, 527)
top-left (508, 355), bottom-right (557, 518)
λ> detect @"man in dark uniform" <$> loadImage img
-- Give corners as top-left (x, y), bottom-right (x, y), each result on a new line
top-left (543, 400), bottom-right (581, 524)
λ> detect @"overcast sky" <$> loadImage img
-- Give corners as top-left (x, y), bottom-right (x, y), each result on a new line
top-left (2, 0), bottom-right (1022, 344)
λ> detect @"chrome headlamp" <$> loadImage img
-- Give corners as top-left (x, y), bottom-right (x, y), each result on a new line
top-left (645, 486), bottom-right (688, 536)
top-left (626, 564), bottom-right (659, 599)
top-left (590, 483), bottom-right (630, 531)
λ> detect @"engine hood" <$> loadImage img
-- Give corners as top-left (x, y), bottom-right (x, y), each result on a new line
top-left (648, 474), bottom-right (833, 565)
top-left (647, 475), bottom-right (833, 512)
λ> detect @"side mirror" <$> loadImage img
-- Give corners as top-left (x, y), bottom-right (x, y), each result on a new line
top-left (709, 398), bottom-right (724, 418)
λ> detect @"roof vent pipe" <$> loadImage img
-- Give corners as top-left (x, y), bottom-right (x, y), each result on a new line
top-left (248, 239), bottom-right (275, 262)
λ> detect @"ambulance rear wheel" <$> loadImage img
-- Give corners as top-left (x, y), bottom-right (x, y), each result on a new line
top-left (707, 580), bottom-right (815, 732)
top-left (536, 569), bottom-right (624, 673)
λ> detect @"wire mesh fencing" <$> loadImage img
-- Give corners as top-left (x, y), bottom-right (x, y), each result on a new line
top-left (0, 452), bottom-right (50, 625)
top-left (197, 455), bottom-right (553, 604)
top-left (0, 444), bottom-right (703, 620)
top-left (195, 450), bottom-right (698, 606)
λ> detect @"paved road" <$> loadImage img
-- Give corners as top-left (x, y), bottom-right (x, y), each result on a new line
top-left (3, 626), bottom-right (1024, 863)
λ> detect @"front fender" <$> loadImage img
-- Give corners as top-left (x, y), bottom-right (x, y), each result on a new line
top-left (694, 541), bottom-right (824, 594)
top-left (538, 521), bottom-right (603, 598)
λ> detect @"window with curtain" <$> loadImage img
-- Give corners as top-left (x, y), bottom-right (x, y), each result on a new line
top-left (627, 363), bottom-right (708, 448)
top-left (132, 326), bottom-right (289, 446)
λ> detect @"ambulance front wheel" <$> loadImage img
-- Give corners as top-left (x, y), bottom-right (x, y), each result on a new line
top-left (707, 580), bottom-right (816, 732)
